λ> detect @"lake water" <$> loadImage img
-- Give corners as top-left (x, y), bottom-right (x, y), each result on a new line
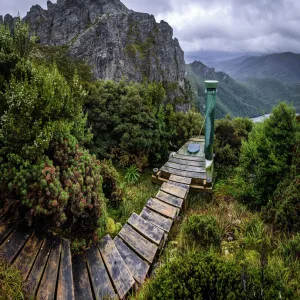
top-left (251, 113), bottom-right (299, 123)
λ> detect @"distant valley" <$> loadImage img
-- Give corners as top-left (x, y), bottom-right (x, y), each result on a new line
top-left (187, 60), bottom-right (300, 119)
top-left (210, 52), bottom-right (300, 83)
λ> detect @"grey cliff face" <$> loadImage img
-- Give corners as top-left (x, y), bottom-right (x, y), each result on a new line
top-left (20, 0), bottom-right (186, 93)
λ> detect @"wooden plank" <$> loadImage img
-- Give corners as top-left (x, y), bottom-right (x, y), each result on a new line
top-left (173, 153), bottom-right (205, 161)
top-left (168, 181), bottom-right (190, 190)
top-left (0, 220), bottom-right (14, 245)
top-left (169, 157), bottom-right (205, 167)
top-left (140, 207), bottom-right (173, 233)
top-left (36, 236), bottom-right (62, 300)
top-left (161, 182), bottom-right (188, 199)
top-left (57, 239), bottom-right (74, 300)
top-left (169, 175), bottom-right (192, 185)
top-left (72, 254), bottom-right (93, 300)
top-left (165, 161), bottom-right (205, 173)
top-left (114, 236), bottom-right (150, 284)
top-left (13, 233), bottom-right (44, 280)
top-left (146, 198), bottom-right (178, 219)
top-left (0, 229), bottom-right (32, 263)
top-left (98, 235), bottom-right (135, 299)
top-left (128, 213), bottom-right (164, 245)
top-left (85, 245), bottom-right (116, 300)
top-left (189, 137), bottom-right (205, 142)
top-left (26, 235), bottom-right (54, 297)
top-left (161, 166), bottom-right (206, 180)
top-left (118, 224), bottom-right (157, 264)
top-left (155, 190), bottom-right (183, 209)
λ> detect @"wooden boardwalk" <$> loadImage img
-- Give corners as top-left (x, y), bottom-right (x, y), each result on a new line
top-left (0, 154), bottom-right (197, 299)
top-left (152, 136), bottom-right (213, 192)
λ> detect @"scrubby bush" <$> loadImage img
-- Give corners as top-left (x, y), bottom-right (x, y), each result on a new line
top-left (214, 116), bottom-right (253, 178)
top-left (235, 103), bottom-right (299, 208)
top-left (165, 104), bottom-right (204, 149)
top-left (141, 251), bottom-right (293, 300)
top-left (182, 214), bottom-right (221, 249)
top-left (0, 48), bottom-right (108, 244)
top-left (85, 80), bottom-right (168, 169)
top-left (263, 141), bottom-right (300, 232)
top-left (98, 160), bottom-right (124, 208)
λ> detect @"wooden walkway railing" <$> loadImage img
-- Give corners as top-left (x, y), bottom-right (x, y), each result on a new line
top-left (0, 139), bottom-right (206, 299)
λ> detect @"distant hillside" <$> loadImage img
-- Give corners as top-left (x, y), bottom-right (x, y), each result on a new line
top-left (187, 61), bottom-right (300, 119)
top-left (211, 52), bottom-right (300, 83)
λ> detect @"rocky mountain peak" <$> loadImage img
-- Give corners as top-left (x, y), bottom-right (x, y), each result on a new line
top-left (2, 0), bottom-right (187, 100)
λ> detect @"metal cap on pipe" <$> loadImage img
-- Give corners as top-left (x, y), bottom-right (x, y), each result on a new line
top-left (205, 80), bottom-right (218, 89)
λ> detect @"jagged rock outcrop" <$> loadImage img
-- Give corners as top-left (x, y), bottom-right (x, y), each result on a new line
top-left (2, 0), bottom-right (186, 94)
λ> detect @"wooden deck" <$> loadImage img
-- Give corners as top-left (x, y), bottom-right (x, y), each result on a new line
top-left (0, 150), bottom-right (197, 299)
top-left (152, 136), bottom-right (213, 192)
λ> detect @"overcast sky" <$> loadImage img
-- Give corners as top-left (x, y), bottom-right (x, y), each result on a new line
top-left (1, 0), bottom-right (300, 53)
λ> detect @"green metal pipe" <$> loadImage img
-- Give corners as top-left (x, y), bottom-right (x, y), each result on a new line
top-left (204, 80), bottom-right (218, 161)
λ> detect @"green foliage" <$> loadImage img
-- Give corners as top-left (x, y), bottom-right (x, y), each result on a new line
top-left (0, 32), bottom-right (107, 245)
top-left (165, 104), bottom-right (204, 149)
top-left (235, 103), bottom-right (299, 208)
top-left (85, 80), bottom-right (168, 169)
top-left (183, 214), bottom-right (221, 249)
top-left (141, 251), bottom-right (293, 300)
top-left (0, 256), bottom-right (27, 300)
top-left (263, 140), bottom-right (300, 232)
top-left (99, 160), bottom-right (124, 208)
top-left (280, 233), bottom-right (300, 261)
top-left (214, 116), bottom-right (253, 178)
top-left (125, 165), bottom-right (140, 184)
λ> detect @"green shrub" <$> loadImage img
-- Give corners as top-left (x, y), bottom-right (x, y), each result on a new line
top-left (214, 117), bottom-right (253, 178)
top-left (141, 251), bottom-right (293, 300)
top-left (85, 80), bottom-right (168, 169)
top-left (99, 160), bottom-right (124, 208)
top-left (235, 103), bottom-right (299, 208)
top-left (0, 57), bottom-right (107, 244)
top-left (182, 214), bottom-right (221, 249)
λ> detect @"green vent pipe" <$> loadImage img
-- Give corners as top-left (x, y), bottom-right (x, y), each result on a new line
top-left (204, 80), bottom-right (218, 161)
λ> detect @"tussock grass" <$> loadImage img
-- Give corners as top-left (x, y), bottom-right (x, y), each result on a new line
top-left (0, 255), bottom-right (27, 300)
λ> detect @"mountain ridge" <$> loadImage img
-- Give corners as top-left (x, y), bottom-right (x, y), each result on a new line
top-left (187, 60), bottom-right (300, 118)
top-left (1, 0), bottom-right (187, 100)
top-left (210, 52), bottom-right (300, 83)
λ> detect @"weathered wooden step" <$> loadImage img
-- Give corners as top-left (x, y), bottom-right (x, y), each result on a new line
top-left (36, 235), bottom-right (62, 300)
top-left (0, 229), bottom-right (32, 263)
top-left (85, 244), bottom-right (116, 300)
top-left (128, 213), bottom-right (164, 246)
top-left (146, 198), bottom-right (179, 219)
top-left (98, 235), bottom-right (135, 299)
top-left (169, 157), bottom-right (205, 167)
top-left (140, 207), bottom-right (173, 233)
top-left (26, 234), bottom-right (54, 296)
top-left (57, 239), bottom-right (74, 300)
top-left (13, 232), bottom-right (44, 280)
top-left (118, 224), bottom-right (158, 264)
top-left (72, 254), bottom-right (93, 300)
top-left (173, 153), bottom-right (205, 161)
top-left (165, 162), bottom-right (205, 173)
top-left (114, 236), bottom-right (150, 284)
top-left (161, 166), bottom-right (206, 180)
top-left (161, 182), bottom-right (188, 199)
top-left (169, 175), bottom-right (192, 185)
top-left (155, 190), bottom-right (183, 209)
